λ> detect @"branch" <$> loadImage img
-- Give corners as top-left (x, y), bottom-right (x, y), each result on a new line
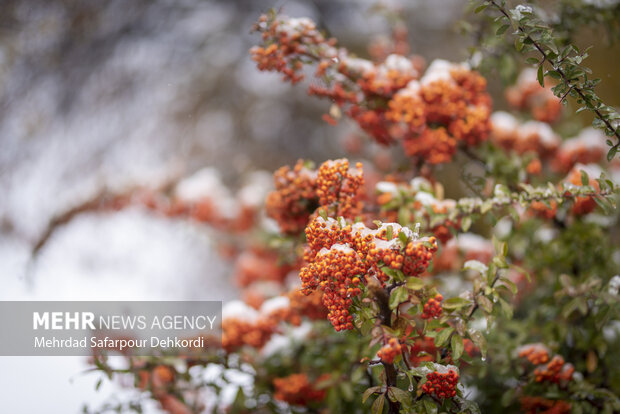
top-left (442, 270), bottom-right (501, 358)
top-left (29, 174), bottom-right (184, 260)
top-left (429, 181), bottom-right (618, 229)
top-left (483, 0), bottom-right (620, 159)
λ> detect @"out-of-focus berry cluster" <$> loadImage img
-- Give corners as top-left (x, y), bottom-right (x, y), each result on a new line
top-left (377, 338), bottom-right (402, 363)
top-left (266, 159), bottom-right (364, 234)
top-left (520, 397), bottom-right (571, 414)
top-left (529, 163), bottom-right (602, 218)
top-left (222, 292), bottom-right (327, 352)
top-left (252, 13), bottom-right (492, 164)
top-left (505, 68), bottom-right (563, 124)
top-left (517, 344), bottom-right (574, 385)
top-left (273, 373), bottom-right (328, 406)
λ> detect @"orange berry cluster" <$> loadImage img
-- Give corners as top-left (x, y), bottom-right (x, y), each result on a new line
top-left (233, 247), bottom-right (292, 288)
top-left (366, 227), bottom-right (438, 283)
top-left (303, 217), bottom-right (354, 262)
top-left (301, 217), bottom-right (438, 330)
top-left (552, 129), bottom-right (608, 173)
top-left (377, 338), bottom-right (403, 363)
top-left (565, 165), bottom-right (601, 216)
top-left (266, 159), bottom-right (365, 234)
top-left (518, 343), bottom-right (550, 365)
top-left (133, 363), bottom-right (199, 414)
top-left (534, 355), bottom-right (575, 384)
top-left (406, 336), bottom-right (437, 365)
top-left (287, 290), bottom-right (329, 323)
top-left (367, 23), bottom-right (413, 62)
top-left (251, 14), bottom-right (336, 85)
top-left (490, 111), bottom-right (610, 178)
top-left (384, 65), bottom-right (492, 164)
top-left (505, 68), bottom-right (563, 124)
top-left (422, 369), bottom-right (459, 399)
top-left (221, 318), bottom-right (275, 352)
top-left (421, 294), bottom-right (443, 319)
top-left (395, 66), bottom-right (491, 164)
top-left (490, 113), bottom-right (560, 158)
top-left (527, 164), bottom-right (602, 219)
top-left (223, 285), bottom-right (337, 352)
top-left (252, 14), bottom-right (492, 164)
top-left (518, 345), bottom-right (575, 385)
top-left (266, 160), bottom-right (318, 234)
top-left (316, 159), bottom-right (364, 218)
top-left (529, 200), bottom-right (558, 220)
top-left (300, 245), bottom-right (366, 331)
top-left (520, 396), bottom-right (571, 414)
top-left (273, 373), bottom-right (328, 406)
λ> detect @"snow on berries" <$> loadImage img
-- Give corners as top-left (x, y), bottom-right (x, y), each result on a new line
top-left (300, 215), bottom-right (438, 331)
top-left (517, 343), bottom-right (550, 365)
top-left (421, 364), bottom-right (460, 399)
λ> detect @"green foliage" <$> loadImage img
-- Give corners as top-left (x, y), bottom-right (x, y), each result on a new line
top-left (468, 0), bottom-right (620, 159)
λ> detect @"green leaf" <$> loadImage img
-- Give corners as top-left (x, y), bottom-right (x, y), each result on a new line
top-left (469, 330), bottom-right (487, 359)
top-left (493, 255), bottom-right (509, 269)
top-left (388, 387), bottom-right (412, 405)
top-left (498, 297), bottom-right (513, 319)
top-left (464, 260), bottom-right (488, 275)
top-left (389, 286), bottom-right (409, 310)
top-left (381, 266), bottom-right (398, 279)
top-left (423, 399), bottom-right (438, 414)
top-left (580, 169), bottom-right (589, 186)
top-left (480, 199), bottom-right (494, 214)
top-left (318, 209), bottom-right (328, 220)
top-left (371, 394), bottom-right (385, 414)
top-left (406, 276), bottom-right (424, 290)
top-left (501, 388), bottom-right (515, 407)
top-left (515, 37), bottom-right (524, 52)
top-left (398, 230), bottom-right (409, 246)
top-left (474, 3), bottom-right (488, 13)
top-left (442, 297), bottom-right (472, 310)
top-left (434, 327), bottom-right (454, 347)
top-left (398, 207), bottom-right (410, 226)
top-left (340, 382), bottom-right (354, 401)
top-left (537, 65), bottom-right (544, 86)
top-left (386, 225), bottom-right (393, 240)
top-left (461, 216), bottom-right (472, 232)
top-left (451, 334), bottom-right (464, 361)
top-left (477, 295), bottom-right (493, 313)
top-left (562, 297), bottom-right (588, 317)
top-left (496, 24), bottom-right (509, 35)
top-left (499, 277), bottom-right (518, 295)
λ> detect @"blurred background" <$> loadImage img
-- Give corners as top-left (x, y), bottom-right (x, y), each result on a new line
top-left (0, 0), bottom-right (617, 412)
